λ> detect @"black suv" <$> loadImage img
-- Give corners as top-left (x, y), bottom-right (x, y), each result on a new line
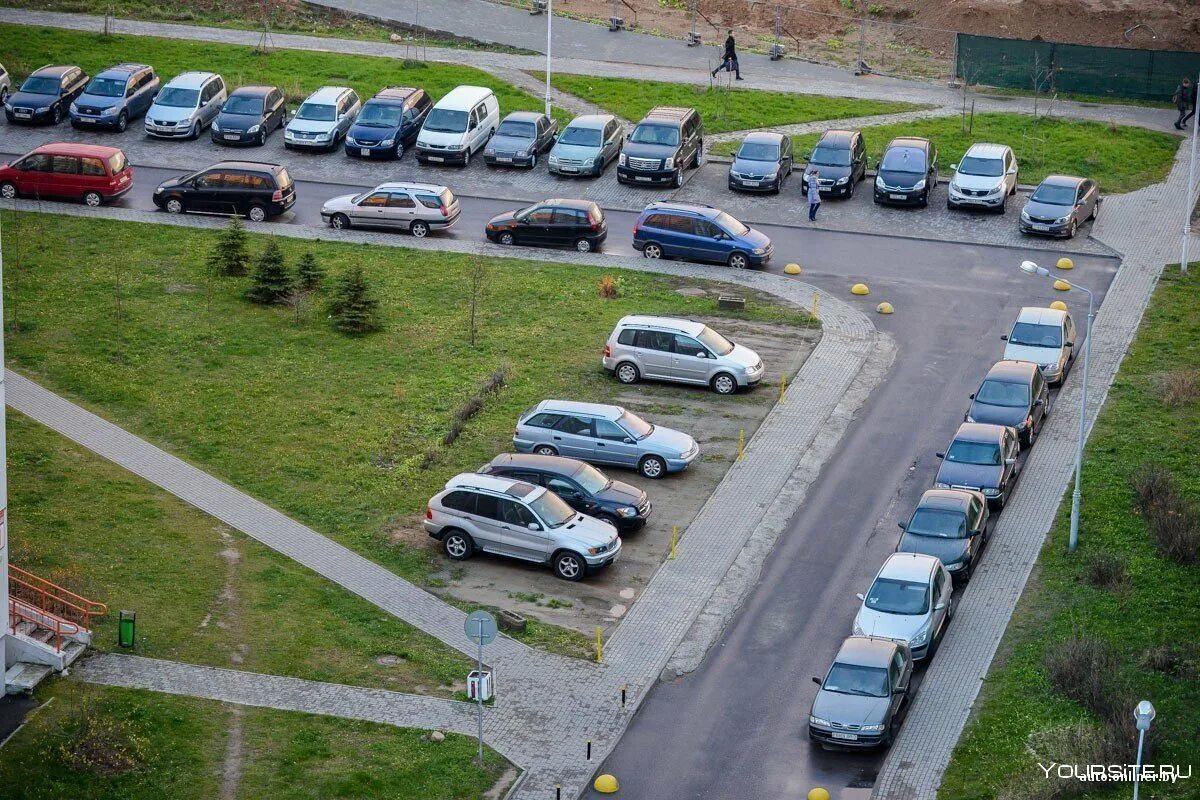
top-left (152, 161), bottom-right (296, 222)
top-left (5, 64), bottom-right (89, 125)
top-left (479, 453), bottom-right (651, 533)
top-left (802, 129), bottom-right (867, 198)
top-left (345, 86), bottom-right (432, 160)
top-left (874, 136), bottom-right (938, 207)
top-left (486, 198), bottom-right (607, 253)
top-left (617, 106), bottom-right (703, 189)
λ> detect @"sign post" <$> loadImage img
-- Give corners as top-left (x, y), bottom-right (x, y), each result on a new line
top-left (464, 610), bottom-right (497, 768)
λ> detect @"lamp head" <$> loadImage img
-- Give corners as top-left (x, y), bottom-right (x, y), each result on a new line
top-left (1135, 700), bottom-right (1156, 730)
top-left (1019, 260), bottom-right (1050, 277)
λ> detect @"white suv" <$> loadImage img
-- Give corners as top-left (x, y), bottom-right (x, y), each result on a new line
top-left (145, 71), bottom-right (226, 139)
top-left (947, 143), bottom-right (1018, 213)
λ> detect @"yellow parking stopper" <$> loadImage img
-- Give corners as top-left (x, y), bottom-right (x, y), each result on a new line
top-left (807, 790), bottom-right (831, 800)
top-left (1049, 300), bottom-right (1068, 311)
top-left (876, 301), bottom-right (894, 314)
top-left (1053, 279), bottom-right (1071, 291)
top-left (784, 262), bottom-right (802, 275)
top-left (1056, 257), bottom-right (1074, 270)
top-left (594, 774), bottom-right (620, 794)
top-left (851, 283), bottom-right (870, 295)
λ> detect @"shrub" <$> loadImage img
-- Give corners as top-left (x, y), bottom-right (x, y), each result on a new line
top-left (294, 251), bottom-right (325, 292)
top-left (245, 239), bottom-right (292, 305)
top-left (440, 367), bottom-right (508, 449)
top-left (327, 266), bottom-right (381, 334)
top-left (207, 216), bottom-right (250, 277)
top-left (1148, 502), bottom-right (1200, 564)
top-left (1130, 462), bottom-right (1173, 515)
top-left (1082, 551), bottom-right (1126, 589)
top-left (598, 275), bottom-right (621, 299)
top-left (1159, 369), bottom-right (1199, 407)
top-left (1044, 633), bottom-right (1126, 723)
top-left (59, 699), bottom-right (147, 776)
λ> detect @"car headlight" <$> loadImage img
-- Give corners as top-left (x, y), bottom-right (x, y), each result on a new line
top-left (752, 247), bottom-right (767, 255)
top-left (981, 487), bottom-right (1001, 497)
top-left (910, 627), bottom-right (929, 647)
top-left (1055, 216), bottom-right (1069, 224)
top-left (914, 179), bottom-right (926, 190)
top-left (618, 152), bottom-right (627, 167)
top-left (247, 124), bottom-right (260, 134)
top-left (381, 138), bottom-right (394, 147)
top-left (549, 154), bottom-right (559, 163)
top-left (1042, 362), bottom-right (1059, 372)
top-left (664, 156), bottom-right (675, 170)
top-left (934, 482), bottom-right (950, 489)
top-left (1017, 416), bottom-right (1032, 431)
top-left (949, 181), bottom-right (959, 192)
top-left (729, 169), bottom-right (741, 178)
top-left (945, 560), bottom-right (965, 571)
top-left (587, 545), bottom-right (607, 555)
top-left (615, 506), bottom-right (638, 518)
top-left (154, 187), bottom-right (164, 194)
top-left (836, 176), bottom-right (849, 185)
top-left (860, 723), bottom-right (887, 732)
top-left (875, 175), bottom-right (885, 188)
top-left (285, 129), bottom-right (295, 138)
top-left (809, 715), bottom-right (831, 727)
top-left (101, 106), bottom-right (117, 116)
top-left (485, 146), bottom-right (495, 155)
top-left (416, 140), bottom-right (428, 148)
top-left (70, 102), bottom-right (79, 113)
top-left (35, 106), bottom-right (50, 114)
top-left (852, 621), bottom-right (864, 636)
top-left (1021, 210), bottom-right (1031, 221)
top-left (965, 415), bottom-right (975, 423)
top-left (316, 132), bottom-right (331, 141)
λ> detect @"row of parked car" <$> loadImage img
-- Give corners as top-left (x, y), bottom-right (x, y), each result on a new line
top-left (807, 303), bottom-right (1078, 749)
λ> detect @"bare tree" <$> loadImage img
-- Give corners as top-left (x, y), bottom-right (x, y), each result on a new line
top-left (468, 255), bottom-right (487, 347)
top-left (282, 287), bottom-right (310, 327)
top-left (1029, 51), bottom-right (1058, 119)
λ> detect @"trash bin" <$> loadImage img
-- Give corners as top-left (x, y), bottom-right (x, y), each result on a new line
top-left (118, 610), bottom-right (136, 648)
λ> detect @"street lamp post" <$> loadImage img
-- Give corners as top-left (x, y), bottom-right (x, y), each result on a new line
top-left (543, 0), bottom-right (553, 118)
top-left (1133, 700), bottom-right (1156, 800)
top-left (1019, 261), bottom-right (1094, 552)
top-left (1180, 70), bottom-right (1199, 276)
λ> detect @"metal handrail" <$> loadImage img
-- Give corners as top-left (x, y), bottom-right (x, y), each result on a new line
top-left (9, 597), bottom-right (82, 653)
top-left (10, 565), bottom-right (108, 616)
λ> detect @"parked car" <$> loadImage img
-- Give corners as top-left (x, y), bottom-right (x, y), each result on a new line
top-left (423, 472), bottom-right (621, 581)
top-left (345, 86), bottom-right (432, 160)
top-left (728, 131), bottom-right (792, 194)
top-left (321, 182), bottom-right (459, 236)
top-left (284, 85), bottom-right (361, 151)
top-left (617, 106), bottom-right (703, 188)
top-left (0, 62), bottom-right (11, 107)
top-left (633, 202), bottom-right (771, 269)
top-left (966, 360), bottom-right (1050, 446)
top-left (5, 64), bottom-right (88, 125)
top-left (853, 553), bottom-right (953, 662)
top-left (947, 142), bottom-right (1018, 213)
top-left (801, 129), bottom-right (866, 198)
top-left (485, 111), bottom-right (558, 168)
top-left (485, 198), bottom-right (606, 252)
top-left (69, 63), bottom-right (158, 132)
top-left (415, 85), bottom-right (499, 166)
top-left (145, 71), bottom-right (226, 139)
top-left (212, 85), bottom-right (287, 146)
top-left (479, 453), bottom-right (651, 533)
top-left (1020, 175), bottom-right (1100, 239)
top-left (152, 161), bottom-right (295, 221)
top-left (0, 143), bottom-right (132, 206)
top-left (1002, 306), bottom-right (1076, 386)
top-left (548, 114), bottom-right (621, 176)
top-left (896, 489), bottom-right (990, 583)
top-left (809, 635), bottom-right (913, 749)
top-left (514, 400), bottom-right (699, 479)
top-left (602, 315), bottom-right (764, 394)
top-left (934, 422), bottom-right (1020, 509)
top-left (873, 137), bottom-right (938, 207)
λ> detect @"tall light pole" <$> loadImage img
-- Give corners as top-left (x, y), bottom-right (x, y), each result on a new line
top-left (543, 0), bottom-right (553, 118)
top-left (1019, 261), bottom-right (1093, 552)
top-left (0, 212), bottom-right (9, 685)
top-left (1180, 70), bottom-right (1199, 275)
top-left (1132, 700), bottom-right (1156, 800)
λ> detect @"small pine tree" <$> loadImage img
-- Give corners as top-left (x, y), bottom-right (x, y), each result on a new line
top-left (245, 239), bottom-right (292, 304)
top-left (327, 266), bottom-right (381, 334)
top-left (294, 251), bottom-right (325, 291)
top-left (207, 217), bottom-right (250, 277)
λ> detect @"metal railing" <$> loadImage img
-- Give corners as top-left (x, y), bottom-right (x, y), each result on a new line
top-left (8, 597), bottom-right (84, 653)
top-left (9, 564), bottom-right (108, 630)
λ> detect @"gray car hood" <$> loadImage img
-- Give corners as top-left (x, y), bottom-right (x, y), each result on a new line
top-left (557, 514), bottom-right (620, 550)
top-left (147, 103), bottom-right (197, 123)
top-left (1023, 199), bottom-right (1072, 220)
top-left (645, 426), bottom-right (696, 457)
top-left (811, 690), bottom-right (890, 727)
top-left (935, 460), bottom-right (1003, 491)
top-left (551, 141), bottom-right (603, 161)
top-left (321, 193), bottom-right (363, 214)
top-left (726, 343), bottom-right (761, 370)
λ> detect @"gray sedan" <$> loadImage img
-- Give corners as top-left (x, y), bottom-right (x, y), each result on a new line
top-left (484, 111), bottom-right (558, 168)
top-left (1019, 175), bottom-right (1100, 239)
top-left (809, 635), bottom-right (913, 749)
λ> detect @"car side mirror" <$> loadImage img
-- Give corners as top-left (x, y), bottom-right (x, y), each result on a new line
top-left (1000, 334), bottom-right (1008, 341)
top-left (200, 99), bottom-right (209, 107)
top-left (935, 452), bottom-right (945, 459)
top-left (897, 522), bottom-right (906, 530)
top-left (1005, 457), bottom-right (1017, 465)
top-left (934, 602), bottom-right (946, 611)
top-left (812, 676), bottom-right (822, 686)
top-left (1065, 340), bottom-right (1074, 347)
top-left (855, 592), bottom-right (865, 601)
top-left (1035, 398), bottom-right (1044, 407)
top-left (527, 522), bottom-right (542, 531)
top-left (950, 163), bottom-right (958, 171)
top-left (623, 437), bottom-right (635, 445)
top-left (1008, 166), bottom-right (1017, 175)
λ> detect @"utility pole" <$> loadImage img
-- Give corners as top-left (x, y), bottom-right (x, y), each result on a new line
top-left (0, 213), bottom-right (9, 687)
top-left (544, 0), bottom-right (553, 118)
top-left (1180, 69), bottom-right (1199, 274)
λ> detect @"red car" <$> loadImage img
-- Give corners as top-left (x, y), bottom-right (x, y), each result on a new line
top-left (0, 143), bottom-right (133, 206)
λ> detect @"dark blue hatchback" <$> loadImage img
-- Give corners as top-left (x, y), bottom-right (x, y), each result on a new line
top-left (632, 202), bottom-right (772, 269)
top-left (344, 86), bottom-right (432, 160)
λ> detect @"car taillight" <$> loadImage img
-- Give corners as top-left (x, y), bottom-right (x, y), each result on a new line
top-left (439, 204), bottom-right (449, 217)
top-left (425, 506), bottom-right (433, 520)
top-left (271, 189), bottom-right (283, 202)
top-left (590, 220), bottom-right (602, 233)
top-left (603, 344), bottom-right (611, 357)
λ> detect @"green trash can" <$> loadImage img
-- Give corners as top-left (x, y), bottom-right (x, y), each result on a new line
top-left (118, 610), bottom-right (136, 648)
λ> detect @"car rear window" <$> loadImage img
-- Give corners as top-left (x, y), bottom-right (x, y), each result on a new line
top-left (107, 152), bottom-right (127, 173)
top-left (617, 328), bottom-right (637, 346)
top-left (587, 205), bottom-right (603, 225)
top-left (275, 168), bottom-right (293, 190)
top-left (81, 156), bottom-right (106, 177)
top-left (441, 490), bottom-right (475, 513)
top-left (525, 413), bottom-right (562, 429)
top-left (439, 188), bottom-right (455, 207)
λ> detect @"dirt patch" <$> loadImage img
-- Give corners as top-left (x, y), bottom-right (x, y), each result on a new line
top-left (484, 766), bottom-right (521, 800)
top-left (218, 706), bottom-right (245, 800)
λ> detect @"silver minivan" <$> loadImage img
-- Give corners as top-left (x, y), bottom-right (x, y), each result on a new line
top-left (145, 71), bottom-right (226, 139)
top-left (285, 85), bottom-right (361, 151)
top-left (852, 553), bottom-right (953, 662)
top-left (320, 181), bottom-right (460, 237)
top-left (423, 472), bottom-right (621, 581)
top-left (602, 315), bottom-right (764, 395)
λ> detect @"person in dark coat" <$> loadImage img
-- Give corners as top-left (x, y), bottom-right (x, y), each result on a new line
top-left (712, 29), bottom-right (743, 81)
top-left (807, 170), bottom-right (822, 221)
top-left (1174, 78), bottom-right (1195, 130)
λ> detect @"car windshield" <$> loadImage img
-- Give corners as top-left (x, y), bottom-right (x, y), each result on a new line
top-left (528, 490), bottom-right (576, 528)
top-left (945, 439), bottom-right (1002, 466)
top-left (424, 108), bottom-right (468, 133)
top-left (1031, 183), bottom-right (1076, 206)
top-left (84, 77), bottom-right (125, 98)
top-left (296, 102), bottom-right (335, 122)
top-left (19, 76), bottom-right (60, 95)
top-left (713, 211), bottom-right (750, 237)
top-left (618, 411), bottom-right (653, 440)
top-left (559, 126), bottom-right (602, 147)
top-left (880, 146), bottom-right (926, 173)
top-left (823, 663), bottom-right (890, 698)
top-left (357, 102), bottom-right (402, 127)
top-left (513, 203), bottom-right (539, 220)
top-left (697, 326), bottom-right (734, 356)
top-left (737, 142), bottom-right (780, 161)
top-left (907, 508), bottom-right (968, 539)
top-left (810, 145), bottom-right (851, 167)
top-left (497, 120), bottom-right (536, 138)
top-left (975, 379), bottom-right (1029, 408)
top-left (223, 95), bottom-right (264, 115)
top-left (1009, 322), bottom-right (1063, 348)
top-left (630, 123), bottom-right (679, 146)
top-left (156, 86), bottom-right (200, 108)
top-left (865, 577), bottom-right (930, 615)
top-left (957, 156), bottom-right (1004, 177)
top-left (573, 464), bottom-right (611, 494)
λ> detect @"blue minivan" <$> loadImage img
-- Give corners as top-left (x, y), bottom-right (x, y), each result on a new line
top-left (345, 86), bottom-right (432, 160)
top-left (69, 63), bottom-right (159, 132)
top-left (632, 202), bottom-right (772, 269)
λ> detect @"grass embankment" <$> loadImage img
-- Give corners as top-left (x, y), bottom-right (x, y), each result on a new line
top-left (0, 23), bottom-right (562, 121)
top-left (0, 683), bottom-right (508, 800)
top-left (940, 268), bottom-right (1200, 800)
top-left (545, 73), bottom-right (924, 134)
top-left (712, 112), bottom-right (1179, 193)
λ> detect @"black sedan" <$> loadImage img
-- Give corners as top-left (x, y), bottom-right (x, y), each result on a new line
top-left (873, 136), bottom-right (938, 207)
top-left (5, 64), bottom-right (88, 125)
top-left (212, 85), bottom-right (288, 146)
top-left (483, 111), bottom-right (558, 168)
top-left (966, 360), bottom-right (1050, 446)
top-left (486, 198), bottom-right (607, 253)
top-left (1019, 175), bottom-right (1100, 239)
top-left (896, 489), bottom-right (990, 583)
top-left (934, 423), bottom-right (1021, 509)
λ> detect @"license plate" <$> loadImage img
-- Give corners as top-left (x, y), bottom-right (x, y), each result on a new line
top-left (428, 155), bottom-right (443, 162)
top-left (497, 156), bottom-right (512, 163)
top-left (1031, 223), bottom-right (1050, 231)
top-left (635, 175), bottom-right (651, 182)
top-left (15, 112), bottom-right (30, 118)
top-left (225, 134), bottom-right (241, 141)
top-left (890, 193), bottom-right (906, 200)
top-left (561, 166), bottom-right (577, 173)
top-left (361, 148), bottom-right (371, 156)
top-left (831, 732), bottom-right (859, 741)
top-left (743, 180), bottom-right (759, 187)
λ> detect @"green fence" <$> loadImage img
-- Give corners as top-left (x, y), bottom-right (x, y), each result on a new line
top-left (956, 33), bottom-right (1200, 102)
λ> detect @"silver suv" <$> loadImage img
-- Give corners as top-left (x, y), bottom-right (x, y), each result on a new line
top-left (602, 315), bottom-right (764, 395)
top-left (947, 142), bottom-right (1018, 213)
top-left (320, 182), bottom-right (460, 237)
top-left (423, 472), bottom-right (621, 581)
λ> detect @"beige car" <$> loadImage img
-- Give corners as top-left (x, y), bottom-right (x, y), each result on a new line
top-left (320, 182), bottom-right (460, 237)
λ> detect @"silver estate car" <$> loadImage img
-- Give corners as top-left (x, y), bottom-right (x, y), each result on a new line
top-left (423, 472), bottom-right (621, 581)
top-left (320, 182), bottom-right (460, 237)
top-left (853, 553), bottom-right (953, 662)
top-left (602, 315), bottom-right (765, 395)
top-left (514, 400), bottom-right (699, 479)
top-left (1001, 305), bottom-right (1076, 386)
top-left (809, 635), bottom-right (913, 749)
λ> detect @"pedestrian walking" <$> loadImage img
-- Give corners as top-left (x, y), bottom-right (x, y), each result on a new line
top-left (1173, 77), bottom-right (1195, 130)
top-left (807, 171), bottom-right (822, 221)
top-left (712, 29), bottom-right (743, 81)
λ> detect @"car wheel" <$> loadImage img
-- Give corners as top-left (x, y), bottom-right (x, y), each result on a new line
top-left (597, 513), bottom-right (621, 530)
top-left (642, 242), bottom-right (663, 260)
top-left (728, 251), bottom-right (749, 269)
top-left (1068, 219), bottom-right (1078, 238)
top-left (846, 179), bottom-right (854, 199)
top-left (639, 455), bottom-right (667, 479)
top-left (673, 169), bottom-right (683, 189)
top-left (393, 142), bottom-right (404, 160)
top-left (883, 719), bottom-right (897, 748)
top-left (51, 105), bottom-right (61, 124)
top-left (443, 530), bottom-right (474, 561)
top-left (0, 181), bottom-right (17, 200)
top-left (256, 130), bottom-right (266, 147)
top-left (919, 190), bottom-right (929, 208)
top-left (1089, 203), bottom-right (1099, 222)
top-left (533, 444), bottom-right (558, 457)
top-left (575, 237), bottom-right (592, 253)
top-left (711, 372), bottom-right (737, 395)
top-left (165, 197), bottom-right (184, 214)
top-left (410, 220), bottom-right (430, 238)
top-left (247, 204), bottom-right (267, 223)
top-left (998, 194), bottom-right (1007, 214)
top-left (553, 551), bottom-right (586, 582)
top-left (0, 88), bottom-right (7, 106)
top-left (82, 191), bottom-right (103, 208)
top-left (693, 147), bottom-right (703, 168)
top-left (463, 149), bottom-right (471, 168)
top-left (330, 213), bottom-right (350, 230)
top-left (529, 152), bottom-right (538, 169)
top-left (116, 111), bottom-right (128, 132)
top-left (615, 362), bottom-right (640, 384)
top-left (498, 231), bottom-right (515, 246)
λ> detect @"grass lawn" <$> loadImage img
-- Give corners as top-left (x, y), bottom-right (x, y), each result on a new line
top-left (0, 23), bottom-right (564, 122)
top-left (940, 268), bottom-right (1200, 800)
top-left (544, 73), bottom-right (924, 134)
top-left (0, 682), bottom-right (508, 800)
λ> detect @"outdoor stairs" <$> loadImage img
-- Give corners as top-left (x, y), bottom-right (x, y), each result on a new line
top-left (5, 566), bottom-right (106, 695)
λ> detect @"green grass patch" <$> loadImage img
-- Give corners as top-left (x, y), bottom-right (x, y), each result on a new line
top-left (975, 86), bottom-right (1173, 110)
top-left (939, 268), bottom-right (1200, 800)
top-left (544, 73), bottom-right (923, 134)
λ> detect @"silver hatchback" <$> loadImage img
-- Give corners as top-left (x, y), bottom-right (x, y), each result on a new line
top-left (852, 553), bottom-right (953, 662)
top-left (423, 472), bottom-right (621, 581)
top-left (602, 315), bottom-right (764, 394)
top-left (320, 182), bottom-right (460, 237)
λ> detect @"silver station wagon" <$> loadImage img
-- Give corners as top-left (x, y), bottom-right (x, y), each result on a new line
top-left (602, 315), bottom-right (764, 394)
top-left (320, 182), bottom-right (460, 237)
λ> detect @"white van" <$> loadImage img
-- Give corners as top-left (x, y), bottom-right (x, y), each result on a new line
top-left (415, 86), bottom-right (499, 167)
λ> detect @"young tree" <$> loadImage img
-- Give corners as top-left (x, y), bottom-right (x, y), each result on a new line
top-left (207, 216), bottom-right (251, 277)
top-left (327, 266), bottom-right (381, 334)
top-left (294, 250), bottom-right (325, 291)
top-left (245, 239), bottom-right (292, 304)
top-left (467, 255), bottom-right (487, 347)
